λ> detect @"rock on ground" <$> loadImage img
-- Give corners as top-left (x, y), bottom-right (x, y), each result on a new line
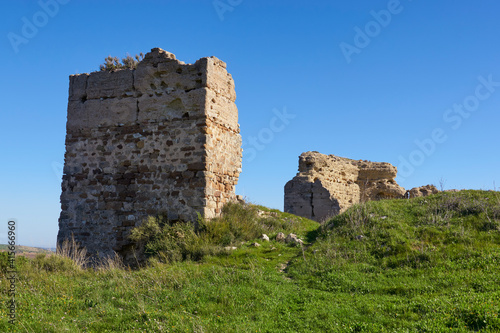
top-left (285, 233), bottom-right (303, 245)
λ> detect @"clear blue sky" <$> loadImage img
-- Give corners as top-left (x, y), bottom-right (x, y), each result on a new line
top-left (1, 0), bottom-right (499, 248)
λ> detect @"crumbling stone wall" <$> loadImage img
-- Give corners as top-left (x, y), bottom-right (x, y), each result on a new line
top-left (284, 151), bottom-right (405, 222)
top-left (406, 185), bottom-right (439, 198)
top-left (57, 48), bottom-right (242, 262)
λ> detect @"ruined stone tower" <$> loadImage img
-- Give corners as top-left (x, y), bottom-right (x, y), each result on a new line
top-left (57, 48), bottom-right (242, 261)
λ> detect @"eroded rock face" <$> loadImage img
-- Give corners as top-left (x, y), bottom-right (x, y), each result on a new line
top-left (284, 151), bottom-right (406, 222)
top-left (406, 185), bottom-right (439, 198)
top-left (58, 48), bottom-right (242, 264)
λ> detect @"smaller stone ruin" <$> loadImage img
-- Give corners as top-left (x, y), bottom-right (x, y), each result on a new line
top-left (405, 185), bottom-right (439, 198)
top-left (284, 151), bottom-right (435, 222)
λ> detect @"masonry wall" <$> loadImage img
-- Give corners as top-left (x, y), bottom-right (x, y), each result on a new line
top-left (284, 151), bottom-right (405, 222)
top-left (57, 48), bottom-right (242, 262)
top-left (203, 58), bottom-right (242, 217)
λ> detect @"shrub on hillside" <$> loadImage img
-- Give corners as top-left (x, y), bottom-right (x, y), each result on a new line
top-left (129, 203), bottom-right (259, 263)
top-left (129, 202), bottom-right (308, 264)
top-left (0, 252), bottom-right (28, 274)
top-left (130, 215), bottom-right (211, 263)
top-left (32, 253), bottom-right (77, 272)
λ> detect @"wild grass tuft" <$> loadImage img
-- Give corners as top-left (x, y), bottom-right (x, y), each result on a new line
top-left (57, 235), bottom-right (88, 269)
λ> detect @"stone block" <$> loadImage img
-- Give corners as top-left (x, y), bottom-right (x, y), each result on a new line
top-left (68, 74), bottom-right (89, 102)
top-left (85, 97), bottom-right (137, 128)
top-left (86, 69), bottom-right (134, 99)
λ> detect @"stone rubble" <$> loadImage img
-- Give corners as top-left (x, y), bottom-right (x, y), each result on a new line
top-left (285, 233), bottom-right (304, 245)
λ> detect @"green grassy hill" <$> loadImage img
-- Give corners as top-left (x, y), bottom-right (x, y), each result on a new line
top-left (0, 190), bottom-right (499, 332)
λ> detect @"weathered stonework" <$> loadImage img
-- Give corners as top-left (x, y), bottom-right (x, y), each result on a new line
top-left (57, 48), bottom-right (242, 262)
top-left (284, 151), bottom-right (405, 222)
top-left (406, 185), bottom-right (439, 198)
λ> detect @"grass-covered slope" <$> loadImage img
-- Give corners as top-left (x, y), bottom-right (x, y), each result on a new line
top-left (288, 190), bottom-right (500, 331)
top-left (0, 191), bottom-right (499, 332)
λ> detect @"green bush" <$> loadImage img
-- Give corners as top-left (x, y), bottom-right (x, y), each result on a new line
top-left (32, 253), bottom-right (78, 272)
top-left (198, 202), bottom-right (264, 245)
top-left (129, 201), bottom-right (317, 264)
top-left (130, 215), bottom-right (211, 263)
top-left (0, 251), bottom-right (10, 273)
top-left (0, 251), bottom-right (28, 274)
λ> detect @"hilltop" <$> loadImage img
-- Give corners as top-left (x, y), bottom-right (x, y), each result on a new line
top-left (0, 190), bottom-right (499, 331)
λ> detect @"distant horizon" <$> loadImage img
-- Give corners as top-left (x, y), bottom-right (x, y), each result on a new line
top-left (0, 243), bottom-right (55, 251)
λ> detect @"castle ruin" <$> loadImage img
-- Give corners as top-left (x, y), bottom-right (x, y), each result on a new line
top-left (284, 151), bottom-right (406, 222)
top-left (57, 48), bottom-right (242, 262)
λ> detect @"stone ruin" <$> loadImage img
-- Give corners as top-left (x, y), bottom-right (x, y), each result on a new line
top-left (406, 184), bottom-right (439, 198)
top-left (57, 48), bottom-right (242, 263)
top-left (284, 151), bottom-right (438, 222)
